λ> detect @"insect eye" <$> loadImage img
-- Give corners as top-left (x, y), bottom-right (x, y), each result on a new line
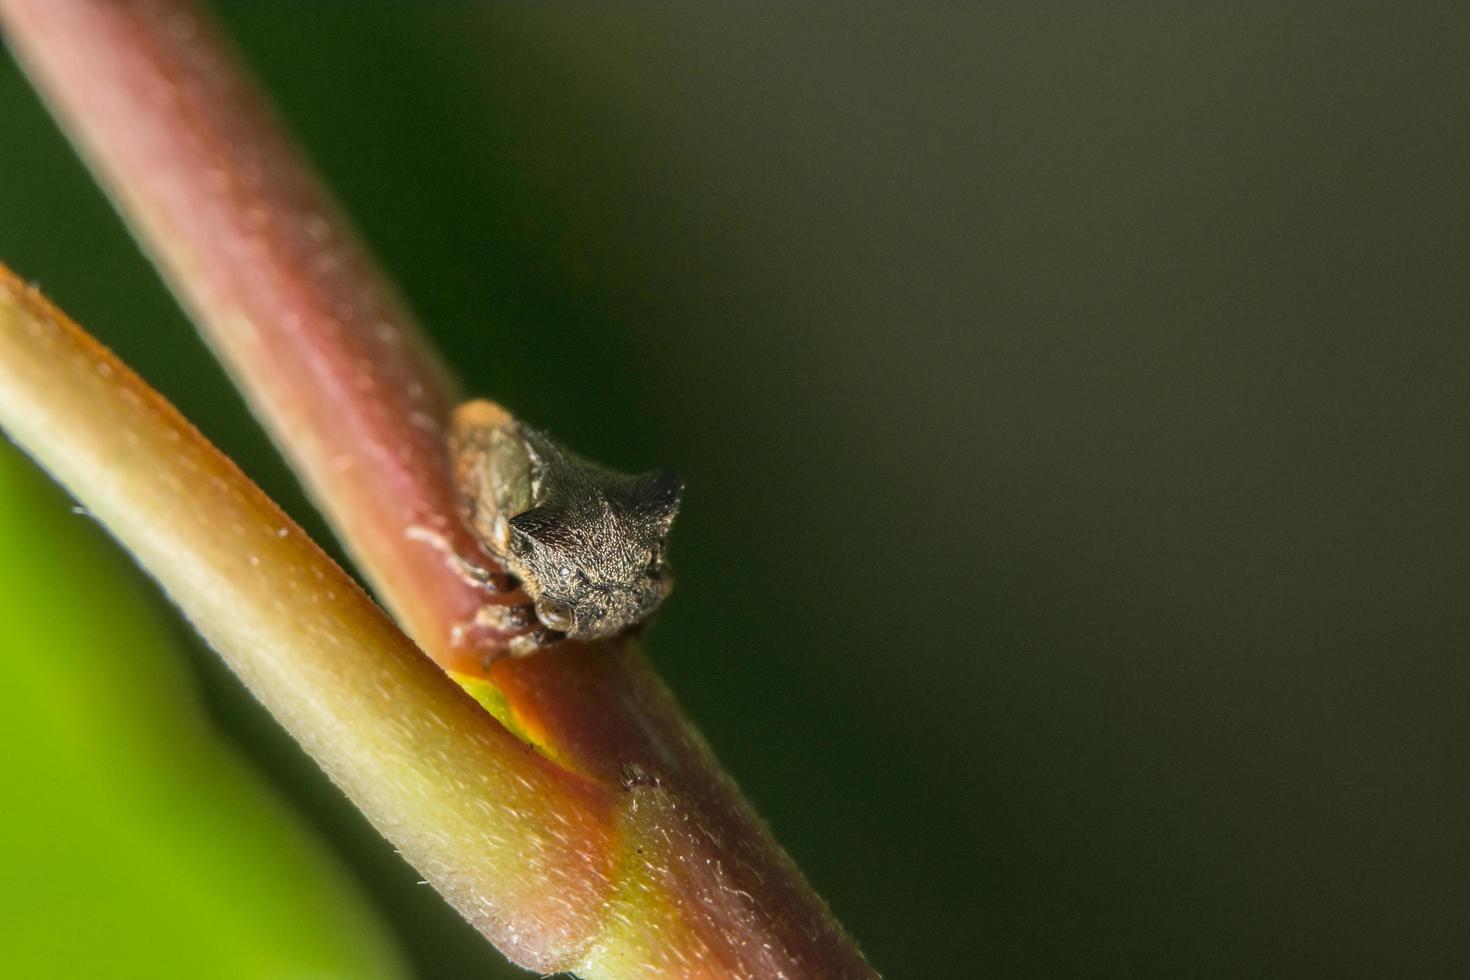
top-left (489, 514), bottom-right (512, 552)
top-left (647, 544), bottom-right (666, 572)
top-left (534, 600), bottom-right (574, 632)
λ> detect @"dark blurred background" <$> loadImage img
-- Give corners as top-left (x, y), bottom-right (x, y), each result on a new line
top-left (3, 3), bottom-right (1468, 977)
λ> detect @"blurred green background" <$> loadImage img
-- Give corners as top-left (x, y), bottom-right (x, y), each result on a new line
top-left (3, 3), bottom-right (1468, 977)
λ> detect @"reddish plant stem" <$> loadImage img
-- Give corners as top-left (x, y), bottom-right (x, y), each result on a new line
top-left (1, 2), bottom-right (876, 976)
top-left (2, 0), bottom-right (493, 668)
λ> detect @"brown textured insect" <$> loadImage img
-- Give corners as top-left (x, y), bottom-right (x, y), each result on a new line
top-left (450, 400), bottom-right (683, 655)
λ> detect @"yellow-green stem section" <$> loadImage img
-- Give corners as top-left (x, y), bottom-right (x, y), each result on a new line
top-left (0, 269), bottom-right (617, 972)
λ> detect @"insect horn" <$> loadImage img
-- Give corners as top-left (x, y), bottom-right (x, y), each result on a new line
top-left (628, 468), bottom-right (684, 529)
top-left (508, 505), bottom-right (579, 548)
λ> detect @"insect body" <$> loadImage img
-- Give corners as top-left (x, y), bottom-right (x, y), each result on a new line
top-left (450, 400), bottom-right (683, 654)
